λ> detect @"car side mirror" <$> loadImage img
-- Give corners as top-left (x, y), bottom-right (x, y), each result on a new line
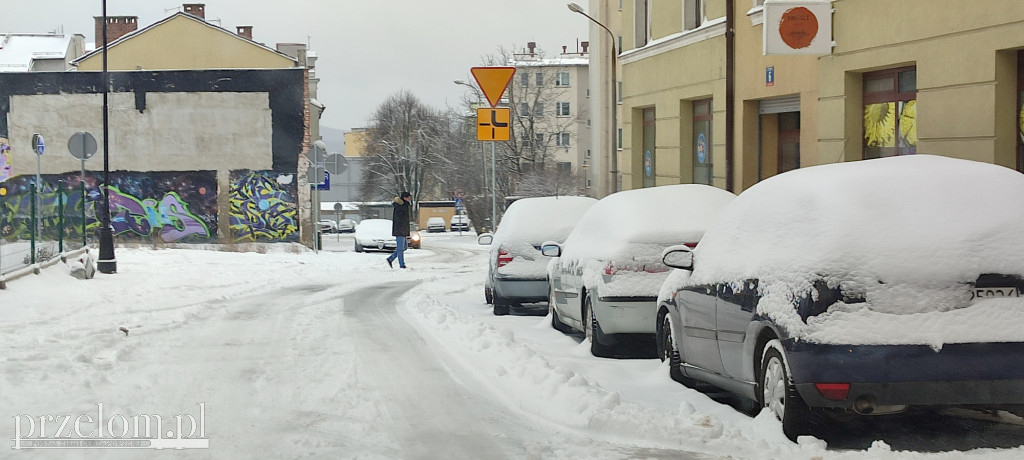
top-left (477, 233), bottom-right (494, 246)
top-left (662, 245), bottom-right (694, 270)
top-left (540, 241), bottom-right (561, 257)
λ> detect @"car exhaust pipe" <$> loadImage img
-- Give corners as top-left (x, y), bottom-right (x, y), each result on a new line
top-left (853, 395), bottom-right (907, 415)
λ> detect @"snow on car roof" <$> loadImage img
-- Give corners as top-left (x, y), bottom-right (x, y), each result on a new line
top-left (493, 196), bottom-right (596, 244)
top-left (690, 155), bottom-right (1024, 286)
top-left (560, 184), bottom-right (735, 263)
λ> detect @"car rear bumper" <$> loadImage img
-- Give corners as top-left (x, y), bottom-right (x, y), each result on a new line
top-left (786, 340), bottom-right (1024, 408)
top-left (592, 296), bottom-right (658, 334)
top-left (493, 277), bottom-right (547, 304)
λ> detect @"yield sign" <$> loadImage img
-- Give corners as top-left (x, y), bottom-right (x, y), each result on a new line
top-left (471, 66), bottom-right (515, 107)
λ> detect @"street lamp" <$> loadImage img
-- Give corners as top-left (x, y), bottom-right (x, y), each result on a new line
top-left (97, 0), bottom-right (116, 273)
top-left (568, 2), bottom-right (618, 194)
top-left (454, 79), bottom-right (497, 232)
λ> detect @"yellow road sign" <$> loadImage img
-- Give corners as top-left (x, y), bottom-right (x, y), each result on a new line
top-left (477, 108), bottom-right (510, 141)
top-left (471, 66), bottom-right (515, 107)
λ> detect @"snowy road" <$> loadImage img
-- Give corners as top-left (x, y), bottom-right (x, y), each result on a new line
top-left (1, 234), bottom-right (1021, 459)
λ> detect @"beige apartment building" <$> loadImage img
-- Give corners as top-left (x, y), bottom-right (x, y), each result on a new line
top-left (610, 0), bottom-right (1024, 194)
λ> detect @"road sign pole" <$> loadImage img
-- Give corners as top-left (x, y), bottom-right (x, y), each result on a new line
top-left (491, 142), bottom-right (496, 232)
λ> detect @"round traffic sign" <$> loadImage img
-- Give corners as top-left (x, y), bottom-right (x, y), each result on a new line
top-left (68, 132), bottom-right (98, 160)
top-left (31, 133), bottom-right (45, 156)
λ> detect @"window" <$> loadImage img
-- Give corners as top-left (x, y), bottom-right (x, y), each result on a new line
top-left (555, 71), bottom-right (571, 87)
top-left (533, 102), bottom-right (544, 117)
top-left (557, 162), bottom-right (572, 172)
top-left (684, 0), bottom-right (705, 30)
top-left (535, 72), bottom-right (544, 86)
top-left (643, 107), bottom-right (657, 188)
top-left (863, 66), bottom-right (917, 159)
top-left (557, 102), bottom-right (571, 116)
top-left (519, 103), bottom-right (529, 115)
top-left (1018, 50), bottom-right (1024, 172)
top-left (617, 128), bottom-right (622, 150)
top-left (617, 81), bottom-right (622, 103)
top-left (536, 133), bottom-right (545, 146)
top-left (520, 73), bottom-right (529, 87)
top-left (556, 132), bottom-right (571, 146)
top-left (635, 0), bottom-right (650, 47)
top-left (693, 99), bottom-right (713, 185)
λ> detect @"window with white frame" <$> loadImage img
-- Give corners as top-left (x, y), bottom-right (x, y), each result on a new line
top-left (535, 72), bottom-right (544, 86)
top-left (635, 0), bottom-right (650, 47)
top-left (557, 162), bottom-right (572, 172)
top-left (520, 72), bottom-right (529, 87)
top-left (533, 102), bottom-right (544, 117)
top-left (555, 71), bottom-right (570, 86)
top-left (556, 132), bottom-right (571, 146)
top-left (536, 133), bottom-right (545, 146)
top-left (557, 102), bottom-right (571, 116)
top-left (519, 102), bottom-right (529, 115)
top-left (684, 0), bottom-right (705, 30)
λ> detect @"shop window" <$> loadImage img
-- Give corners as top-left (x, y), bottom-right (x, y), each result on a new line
top-left (693, 99), bottom-right (713, 185)
top-left (863, 67), bottom-right (917, 159)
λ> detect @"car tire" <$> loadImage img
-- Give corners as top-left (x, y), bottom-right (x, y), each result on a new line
top-left (760, 342), bottom-right (812, 441)
top-left (484, 286), bottom-right (493, 305)
top-left (493, 302), bottom-right (509, 316)
top-left (549, 288), bottom-right (572, 333)
top-left (354, 242), bottom-right (363, 253)
top-left (584, 295), bottom-right (614, 358)
top-left (656, 310), bottom-right (688, 384)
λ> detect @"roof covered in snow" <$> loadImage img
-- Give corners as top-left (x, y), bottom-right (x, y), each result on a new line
top-left (0, 33), bottom-right (74, 72)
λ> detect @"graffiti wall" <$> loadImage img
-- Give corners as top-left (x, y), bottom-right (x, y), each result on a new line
top-left (0, 171), bottom-right (217, 244)
top-left (229, 170), bottom-right (298, 242)
top-left (0, 138), bottom-right (11, 183)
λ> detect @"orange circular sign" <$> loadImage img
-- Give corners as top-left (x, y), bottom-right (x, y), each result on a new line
top-left (778, 7), bottom-right (819, 50)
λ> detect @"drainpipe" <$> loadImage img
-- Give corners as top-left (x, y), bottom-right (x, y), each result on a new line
top-left (725, 0), bottom-right (735, 192)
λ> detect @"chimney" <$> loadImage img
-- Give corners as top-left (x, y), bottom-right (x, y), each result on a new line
top-left (527, 41), bottom-right (536, 56)
top-left (236, 26), bottom-right (253, 40)
top-left (581, 41), bottom-right (589, 54)
top-left (94, 16), bottom-right (138, 46)
top-left (183, 3), bottom-right (206, 20)
top-left (562, 45), bottom-right (568, 54)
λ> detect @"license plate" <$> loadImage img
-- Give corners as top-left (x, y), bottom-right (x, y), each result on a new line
top-left (970, 287), bottom-right (1020, 301)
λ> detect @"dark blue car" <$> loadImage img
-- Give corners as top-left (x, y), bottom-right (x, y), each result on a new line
top-left (656, 155), bottom-right (1024, 440)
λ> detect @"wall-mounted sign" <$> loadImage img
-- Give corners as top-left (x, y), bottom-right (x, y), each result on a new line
top-left (763, 0), bottom-right (833, 55)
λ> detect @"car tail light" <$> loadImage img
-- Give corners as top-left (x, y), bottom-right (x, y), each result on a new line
top-left (683, 242), bottom-right (698, 249)
top-left (814, 383), bottom-right (850, 401)
top-left (497, 247), bottom-right (513, 268)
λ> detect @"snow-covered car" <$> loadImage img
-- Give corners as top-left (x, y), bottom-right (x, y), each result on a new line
top-left (353, 219), bottom-right (397, 253)
top-left (337, 218), bottom-right (356, 233)
top-left (657, 155), bottom-right (1024, 441)
top-left (426, 217), bottom-right (446, 233)
top-left (543, 184), bottom-right (735, 357)
top-left (478, 196), bottom-right (596, 315)
top-left (450, 214), bottom-right (470, 232)
top-left (318, 219), bottom-right (337, 234)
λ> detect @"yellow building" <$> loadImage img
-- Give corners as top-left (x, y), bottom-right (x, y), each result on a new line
top-left (616, 0), bottom-right (1024, 194)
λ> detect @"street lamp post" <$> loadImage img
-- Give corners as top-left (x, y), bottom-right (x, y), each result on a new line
top-left (454, 79), bottom-right (497, 231)
top-left (568, 2), bottom-right (618, 194)
top-left (97, 0), bottom-right (117, 273)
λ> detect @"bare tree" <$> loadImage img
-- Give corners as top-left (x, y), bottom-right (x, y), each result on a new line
top-left (361, 90), bottom-right (448, 217)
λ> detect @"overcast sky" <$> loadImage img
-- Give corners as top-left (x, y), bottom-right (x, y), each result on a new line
top-left (1, 0), bottom-right (589, 132)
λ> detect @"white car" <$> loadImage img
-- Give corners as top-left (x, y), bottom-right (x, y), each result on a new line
top-left (542, 185), bottom-right (735, 357)
top-left (450, 214), bottom-right (470, 232)
top-left (353, 219), bottom-right (397, 253)
top-left (426, 217), bottom-right (446, 233)
top-left (478, 196), bottom-right (596, 315)
top-left (318, 219), bottom-right (338, 234)
top-left (337, 218), bottom-right (356, 233)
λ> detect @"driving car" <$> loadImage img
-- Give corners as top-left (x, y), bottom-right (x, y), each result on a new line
top-left (542, 184), bottom-right (735, 357)
top-left (353, 219), bottom-right (397, 253)
top-left (450, 214), bottom-right (470, 232)
top-left (656, 155), bottom-right (1024, 440)
top-left (409, 230), bottom-right (421, 249)
top-left (337, 218), bottom-right (356, 233)
top-left (478, 196), bottom-right (596, 315)
top-left (318, 219), bottom-right (337, 234)
top-left (426, 217), bottom-right (447, 233)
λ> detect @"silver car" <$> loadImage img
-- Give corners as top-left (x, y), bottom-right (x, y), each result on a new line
top-left (478, 196), bottom-right (596, 315)
top-left (542, 184), bottom-right (735, 357)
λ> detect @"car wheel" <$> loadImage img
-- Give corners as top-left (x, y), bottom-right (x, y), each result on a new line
top-left (656, 310), bottom-right (688, 384)
top-left (484, 286), bottom-right (493, 305)
top-left (493, 301), bottom-right (509, 316)
top-left (549, 288), bottom-right (572, 333)
top-left (584, 295), bottom-right (614, 357)
top-left (354, 241), bottom-right (363, 253)
top-left (760, 342), bottom-right (812, 441)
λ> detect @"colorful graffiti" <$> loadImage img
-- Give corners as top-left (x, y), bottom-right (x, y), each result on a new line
top-left (0, 138), bottom-right (12, 183)
top-left (107, 187), bottom-right (211, 241)
top-left (229, 170), bottom-right (298, 242)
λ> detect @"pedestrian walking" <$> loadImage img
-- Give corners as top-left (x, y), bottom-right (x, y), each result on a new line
top-left (386, 191), bottom-right (412, 269)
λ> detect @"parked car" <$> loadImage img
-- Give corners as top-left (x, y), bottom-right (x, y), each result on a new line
top-left (478, 196), bottom-right (596, 315)
top-left (353, 219), bottom-right (397, 253)
top-left (318, 219), bottom-right (337, 234)
top-left (656, 155), bottom-right (1024, 440)
top-left (426, 217), bottom-right (447, 233)
top-left (450, 214), bottom-right (470, 232)
top-left (543, 185), bottom-right (735, 357)
top-left (337, 218), bottom-right (356, 233)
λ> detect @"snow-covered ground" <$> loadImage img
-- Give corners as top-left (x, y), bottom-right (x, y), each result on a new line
top-left (1, 233), bottom-right (1021, 459)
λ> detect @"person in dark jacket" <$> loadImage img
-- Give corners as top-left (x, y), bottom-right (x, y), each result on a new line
top-left (387, 191), bottom-right (412, 268)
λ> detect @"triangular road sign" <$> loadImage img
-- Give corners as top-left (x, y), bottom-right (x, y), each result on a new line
top-left (471, 66), bottom-right (516, 107)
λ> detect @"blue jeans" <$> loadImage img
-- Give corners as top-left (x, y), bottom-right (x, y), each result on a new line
top-left (387, 236), bottom-right (407, 268)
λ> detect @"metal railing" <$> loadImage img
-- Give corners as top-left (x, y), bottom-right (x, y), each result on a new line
top-left (0, 180), bottom-right (89, 281)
